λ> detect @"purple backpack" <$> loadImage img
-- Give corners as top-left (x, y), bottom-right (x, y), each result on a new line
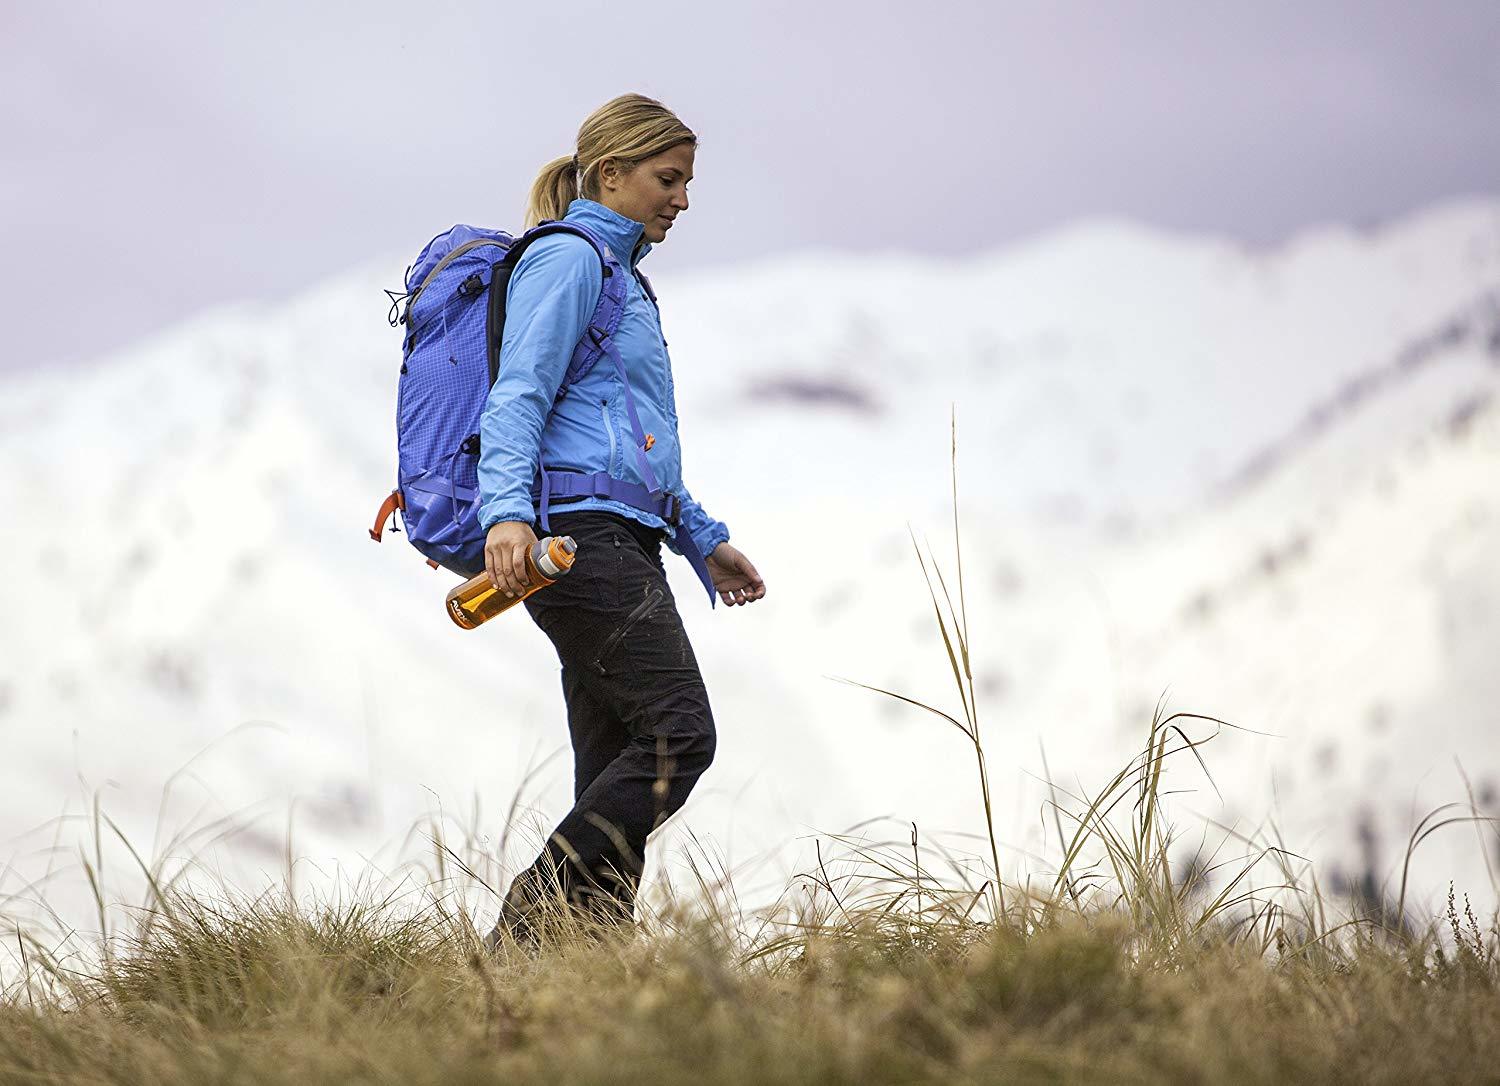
top-left (368, 220), bottom-right (637, 576)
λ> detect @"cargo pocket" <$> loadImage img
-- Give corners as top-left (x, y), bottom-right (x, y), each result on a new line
top-left (590, 585), bottom-right (666, 676)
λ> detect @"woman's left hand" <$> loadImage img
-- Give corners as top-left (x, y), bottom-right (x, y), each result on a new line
top-left (706, 542), bottom-right (766, 607)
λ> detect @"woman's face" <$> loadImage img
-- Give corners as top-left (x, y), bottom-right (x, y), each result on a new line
top-left (597, 142), bottom-right (694, 246)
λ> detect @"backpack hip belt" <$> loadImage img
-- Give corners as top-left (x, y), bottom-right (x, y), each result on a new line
top-left (532, 468), bottom-right (715, 603)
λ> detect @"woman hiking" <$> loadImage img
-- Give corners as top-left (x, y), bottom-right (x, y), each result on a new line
top-left (478, 93), bottom-right (765, 946)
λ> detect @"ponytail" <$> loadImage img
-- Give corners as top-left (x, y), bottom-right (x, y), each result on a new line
top-left (523, 154), bottom-right (582, 228)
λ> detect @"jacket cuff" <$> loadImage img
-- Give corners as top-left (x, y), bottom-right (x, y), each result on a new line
top-left (692, 521), bottom-right (731, 558)
top-left (479, 506), bottom-right (537, 532)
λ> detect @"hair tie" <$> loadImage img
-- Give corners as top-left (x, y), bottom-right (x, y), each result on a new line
top-left (571, 154), bottom-right (580, 173)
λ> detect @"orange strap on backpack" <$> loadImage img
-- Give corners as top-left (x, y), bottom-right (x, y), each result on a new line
top-left (369, 490), bottom-right (440, 569)
top-left (368, 490), bottom-right (404, 541)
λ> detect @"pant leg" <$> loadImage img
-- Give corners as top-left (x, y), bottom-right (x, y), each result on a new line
top-left (560, 662), bottom-right (632, 802)
top-left (518, 511), bottom-right (717, 919)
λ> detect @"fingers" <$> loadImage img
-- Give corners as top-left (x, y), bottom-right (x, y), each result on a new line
top-left (715, 556), bottom-right (767, 607)
top-left (499, 543), bottom-right (521, 598)
top-left (485, 525), bottom-right (511, 594)
top-left (737, 559), bottom-right (765, 603)
top-left (486, 543), bottom-right (501, 593)
top-left (512, 542), bottom-right (532, 592)
top-left (496, 543), bottom-right (514, 597)
top-left (718, 580), bottom-right (763, 606)
top-left (484, 522), bottom-right (538, 598)
top-left (736, 555), bottom-right (765, 594)
top-left (498, 542), bottom-right (531, 598)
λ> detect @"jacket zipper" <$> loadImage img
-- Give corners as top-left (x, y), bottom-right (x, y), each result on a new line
top-left (599, 400), bottom-right (619, 470)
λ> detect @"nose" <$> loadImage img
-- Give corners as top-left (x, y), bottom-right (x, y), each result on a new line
top-left (671, 188), bottom-right (689, 212)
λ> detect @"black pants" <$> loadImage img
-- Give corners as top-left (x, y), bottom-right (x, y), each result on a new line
top-left (514, 510), bottom-right (717, 921)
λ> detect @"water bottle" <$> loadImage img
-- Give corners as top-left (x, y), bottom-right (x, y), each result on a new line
top-left (444, 535), bottom-right (577, 630)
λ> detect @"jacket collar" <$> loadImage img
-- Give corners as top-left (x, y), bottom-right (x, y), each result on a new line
top-left (563, 198), bottom-right (653, 268)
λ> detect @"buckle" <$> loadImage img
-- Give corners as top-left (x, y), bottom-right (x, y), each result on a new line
top-left (665, 494), bottom-right (682, 526)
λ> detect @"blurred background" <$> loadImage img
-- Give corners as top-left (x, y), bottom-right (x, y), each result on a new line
top-left (3, 1), bottom-right (1498, 933)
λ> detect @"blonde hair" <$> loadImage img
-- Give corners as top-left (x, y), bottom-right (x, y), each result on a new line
top-left (524, 93), bottom-right (697, 228)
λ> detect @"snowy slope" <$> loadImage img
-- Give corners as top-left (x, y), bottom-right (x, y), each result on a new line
top-left (2, 197), bottom-right (1498, 930)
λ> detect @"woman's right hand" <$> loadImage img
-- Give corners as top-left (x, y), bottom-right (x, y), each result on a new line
top-left (485, 521), bottom-right (539, 598)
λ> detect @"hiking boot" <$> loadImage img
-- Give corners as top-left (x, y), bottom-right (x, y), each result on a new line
top-left (494, 907), bottom-right (538, 951)
top-left (482, 871), bottom-right (552, 954)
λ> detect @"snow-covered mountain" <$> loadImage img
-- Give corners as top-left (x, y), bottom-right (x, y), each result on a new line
top-left (3, 197), bottom-right (1498, 931)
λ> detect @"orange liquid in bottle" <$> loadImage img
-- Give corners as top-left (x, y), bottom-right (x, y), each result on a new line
top-left (445, 535), bottom-right (577, 629)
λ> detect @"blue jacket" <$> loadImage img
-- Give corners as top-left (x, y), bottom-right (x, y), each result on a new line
top-left (475, 198), bottom-right (730, 560)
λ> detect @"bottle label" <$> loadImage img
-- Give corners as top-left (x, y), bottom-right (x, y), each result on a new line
top-left (446, 597), bottom-right (476, 629)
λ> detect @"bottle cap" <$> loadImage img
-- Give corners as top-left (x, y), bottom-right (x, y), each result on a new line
top-left (534, 535), bottom-right (578, 578)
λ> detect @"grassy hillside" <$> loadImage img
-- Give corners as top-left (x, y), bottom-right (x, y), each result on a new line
top-left (2, 712), bottom-right (1496, 1086)
top-left (4, 440), bottom-right (1496, 1084)
top-left (2, 887), bottom-right (1497, 1084)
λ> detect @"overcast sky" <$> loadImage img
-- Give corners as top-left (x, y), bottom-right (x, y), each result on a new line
top-left (5, 1), bottom-right (1497, 372)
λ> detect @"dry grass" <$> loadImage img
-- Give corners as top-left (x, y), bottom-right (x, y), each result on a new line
top-left (3, 411), bottom-right (1497, 1083)
top-left (2, 790), bottom-right (1496, 1085)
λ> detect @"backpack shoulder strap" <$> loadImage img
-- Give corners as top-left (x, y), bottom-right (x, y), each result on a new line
top-left (486, 220), bottom-right (628, 394)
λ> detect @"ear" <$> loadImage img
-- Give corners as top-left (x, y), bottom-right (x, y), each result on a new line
top-left (598, 157), bottom-right (620, 192)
